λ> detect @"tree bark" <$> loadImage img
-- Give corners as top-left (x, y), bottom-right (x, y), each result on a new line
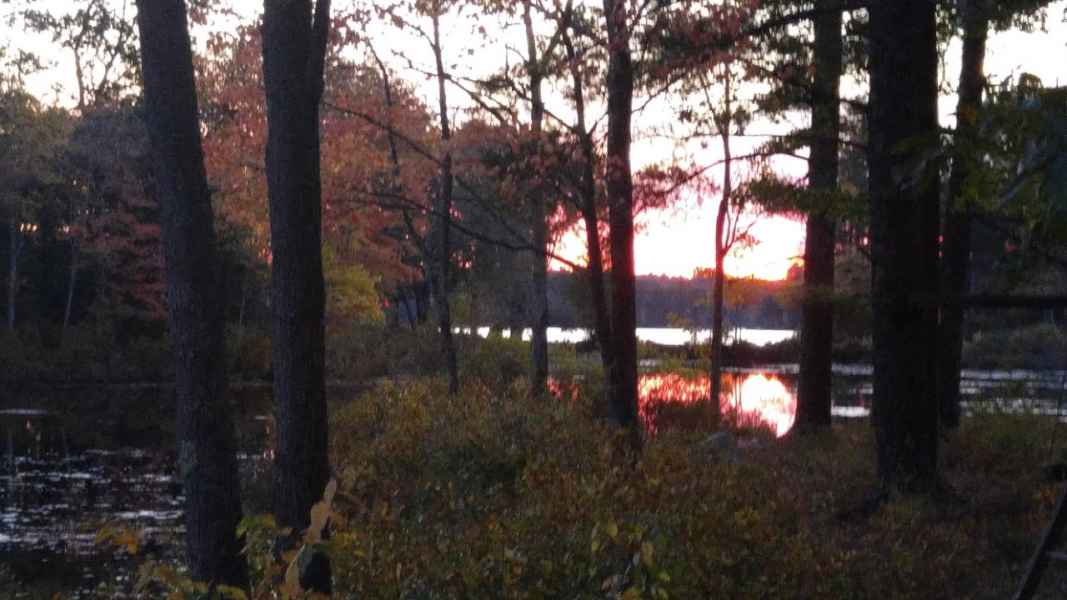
top-left (134, 0), bottom-right (246, 586)
top-left (939, 0), bottom-right (989, 430)
top-left (524, 0), bottom-right (550, 396)
top-left (430, 6), bottom-right (460, 396)
top-left (602, 0), bottom-right (639, 434)
top-left (261, 0), bottom-right (332, 530)
top-left (868, 0), bottom-right (941, 493)
top-left (795, 0), bottom-right (843, 432)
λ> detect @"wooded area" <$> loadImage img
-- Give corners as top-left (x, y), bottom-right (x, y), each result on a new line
top-left (2, 0), bottom-right (1067, 596)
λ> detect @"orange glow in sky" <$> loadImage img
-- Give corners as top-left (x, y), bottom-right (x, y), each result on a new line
top-left (552, 199), bottom-right (806, 280)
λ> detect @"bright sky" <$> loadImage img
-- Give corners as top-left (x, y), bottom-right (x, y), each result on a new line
top-left (6, 1), bottom-right (1067, 281)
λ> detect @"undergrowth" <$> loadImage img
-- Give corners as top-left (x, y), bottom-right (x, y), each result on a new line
top-left (115, 378), bottom-right (1064, 598)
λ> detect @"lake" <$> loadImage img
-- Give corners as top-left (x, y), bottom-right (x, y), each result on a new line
top-left (456, 326), bottom-right (797, 346)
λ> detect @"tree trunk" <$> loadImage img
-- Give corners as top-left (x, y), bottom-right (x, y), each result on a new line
top-left (868, 0), bottom-right (941, 493)
top-left (7, 221), bottom-right (16, 330)
top-left (939, 0), bottom-right (988, 430)
top-left (524, 0), bottom-right (549, 396)
top-left (602, 0), bottom-right (639, 434)
top-left (564, 28), bottom-right (614, 379)
top-left (134, 0), bottom-right (246, 585)
top-left (795, 0), bottom-right (843, 432)
top-left (709, 128), bottom-right (731, 429)
top-left (430, 7), bottom-right (460, 396)
top-left (261, 0), bottom-right (332, 531)
top-left (62, 238), bottom-right (78, 340)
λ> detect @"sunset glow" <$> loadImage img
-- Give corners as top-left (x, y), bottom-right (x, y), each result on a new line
top-left (552, 201), bottom-right (805, 280)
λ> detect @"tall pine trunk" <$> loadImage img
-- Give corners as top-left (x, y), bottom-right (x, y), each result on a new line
top-left (795, 0), bottom-right (843, 432)
top-left (602, 0), bottom-right (639, 433)
top-left (430, 6), bottom-right (460, 396)
top-left (868, 0), bottom-right (941, 493)
top-left (524, 0), bottom-right (549, 396)
top-left (261, 0), bottom-right (332, 530)
top-left (135, 0), bottom-right (246, 585)
top-left (939, 0), bottom-right (988, 430)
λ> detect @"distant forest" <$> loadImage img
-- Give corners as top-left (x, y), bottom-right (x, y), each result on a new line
top-left (545, 272), bottom-right (799, 330)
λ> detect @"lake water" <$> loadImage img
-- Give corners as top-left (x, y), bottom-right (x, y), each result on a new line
top-left (456, 326), bottom-right (797, 346)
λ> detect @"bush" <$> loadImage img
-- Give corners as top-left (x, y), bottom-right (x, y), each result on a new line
top-left (460, 333), bottom-right (527, 387)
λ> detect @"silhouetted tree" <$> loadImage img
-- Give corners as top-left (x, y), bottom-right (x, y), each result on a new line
top-left (261, 0), bottom-right (332, 529)
top-left (602, 0), bottom-right (639, 434)
top-left (868, 0), bottom-right (941, 492)
top-left (796, 0), bottom-right (843, 431)
top-left (135, 0), bottom-right (246, 585)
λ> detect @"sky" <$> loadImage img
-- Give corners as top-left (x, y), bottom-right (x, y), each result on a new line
top-left (5, 1), bottom-right (1067, 281)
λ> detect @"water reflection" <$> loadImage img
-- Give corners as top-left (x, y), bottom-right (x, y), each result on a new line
top-left (639, 372), bottom-right (797, 436)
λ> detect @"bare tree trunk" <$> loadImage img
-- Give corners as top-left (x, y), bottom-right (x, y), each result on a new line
top-left (564, 28), bottom-right (614, 378)
top-left (236, 269), bottom-right (248, 338)
top-left (602, 0), bottom-right (639, 436)
top-left (135, 0), bottom-right (246, 585)
top-left (261, 0), bottom-right (332, 532)
top-left (7, 220), bottom-right (17, 331)
top-left (869, 0), bottom-right (941, 493)
top-left (62, 238), bottom-right (78, 339)
top-left (431, 7), bottom-right (460, 396)
top-left (939, 0), bottom-right (989, 430)
top-left (709, 126), bottom-right (732, 429)
top-left (524, 0), bottom-right (549, 396)
top-left (795, 0), bottom-right (843, 432)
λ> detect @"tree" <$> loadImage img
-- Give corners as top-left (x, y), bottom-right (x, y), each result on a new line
top-left (261, 0), bottom-right (332, 532)
top-left (795, 0), bottom-right (843, 432)
top-left (938, 0), bottom-right (988, 431)
top-left (22, 0), bottom-right (141, 342)
top-left (602, 0), bottom-right (639, 433)
top-left (427, 1), bottom-right (461, 395)
top-left (134, 0), bottom-right (245, 586)
top-left (23, 0), bottom-right (140, 111)
top-left (938, 0), bottom-right (1052, 429)
top-left (705, 60), bottom-right (752, 429)
top-left (523, 0), bottom-right (550, 396)
top-left (561, 16), bottom-right (614, 378)
top-left (366, 0), bottom-right (463, 394)
top-left (868, 0), bottom-right (941, 493)
top-left (0, 85), bottom-right (66, 331)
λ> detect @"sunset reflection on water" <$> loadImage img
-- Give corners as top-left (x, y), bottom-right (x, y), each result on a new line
top-left (639, 372), bottom-right (797, 436)
top-left (549, 370), bottom-right (799, 436)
